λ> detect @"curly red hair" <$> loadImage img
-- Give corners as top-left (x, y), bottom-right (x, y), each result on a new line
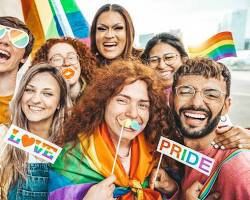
top-left (61, 59), bottom-right (176, 147)
top-left (31, 37), bottom-right (97, 83)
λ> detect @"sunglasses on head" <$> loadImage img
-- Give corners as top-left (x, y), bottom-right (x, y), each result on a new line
top-left (0, 24), bottom-right (29, 49)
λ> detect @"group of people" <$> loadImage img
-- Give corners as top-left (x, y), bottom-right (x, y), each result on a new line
top-left (0, 3), bottom-right (250, 200)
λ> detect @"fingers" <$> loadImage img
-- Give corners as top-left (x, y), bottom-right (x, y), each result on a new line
top-left (205, 192), bottom-right (220, 200)
top-left (149, 168), bottom-right (165, 189)
top-left (99, 175), bottom-right (116, 186)
top-left (185, 181), bottom-right (203, 200)
top-left (107, 184), bottom-right (115, 198)
top-left (220, 138), bottom-right (250, 149)
top-left (213, 126), bottom-right (250, 149)
top-left (214, 126), bottom-right (237, 143)
top-left (149, 169), bottom-right (157, 189)
top-left (216, 126), bottom-right (232, 135)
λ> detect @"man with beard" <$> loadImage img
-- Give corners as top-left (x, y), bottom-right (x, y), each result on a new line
top-left (170, 57), bottom-right (250, 199)
top-left (0, 17), bottom-right (34, 124)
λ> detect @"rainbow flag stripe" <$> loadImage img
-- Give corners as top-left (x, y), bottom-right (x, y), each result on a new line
top-left (21, 0), bottom-right (89, 55)
top-left (188, 32), bottom-right (237, 61)
top-left (48, 124), bottom-right (162, 200)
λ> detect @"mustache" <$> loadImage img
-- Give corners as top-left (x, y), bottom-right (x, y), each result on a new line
top-left (179, 105), bottom-right (211, 118)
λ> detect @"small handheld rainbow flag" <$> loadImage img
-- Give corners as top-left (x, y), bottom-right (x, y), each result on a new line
top-left (21, 0), bottom-right (90, 55)
top-left (188, 32), bottom-right (237, 61)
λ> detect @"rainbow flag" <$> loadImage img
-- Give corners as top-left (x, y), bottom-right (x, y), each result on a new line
top-left (188, 32), bottom-right (237, 61)
top-left (48, 124), bottom-right (162, 200)
top-left (21, 0), bottom-right (90, 55)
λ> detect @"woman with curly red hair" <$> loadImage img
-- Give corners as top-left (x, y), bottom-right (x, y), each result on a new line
top-left (32, 37), bottom-right (97, 102)
top-left (48, 59), bottom-right (178, 200)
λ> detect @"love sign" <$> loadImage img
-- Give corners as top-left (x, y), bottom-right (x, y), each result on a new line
top-left (4, 125), bottom-right (62, 163)
top-left (157, 136), bottom-right (215, 176)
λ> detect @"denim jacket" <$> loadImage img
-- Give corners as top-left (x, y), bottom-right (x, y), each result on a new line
top-left (8, 163), bottom-right (49, 200)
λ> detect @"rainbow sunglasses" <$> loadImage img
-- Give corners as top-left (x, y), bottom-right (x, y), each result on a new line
top-left (0, 24), bottom-right (29, 48)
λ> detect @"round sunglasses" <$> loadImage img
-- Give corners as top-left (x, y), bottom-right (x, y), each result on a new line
top-left (0, 24), bottom-right (29, 49)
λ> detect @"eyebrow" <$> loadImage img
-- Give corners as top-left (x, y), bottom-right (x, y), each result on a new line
top-left (51, 52), bottom-right (76, 57)
top-left (26, 84), bottom-right (54, 91)
top-left (97, 23), bottom-right (124, 29)
top-left (150, 52), bottom-right (177, 58)
top-left (117, 94), bottom-right (150, 103)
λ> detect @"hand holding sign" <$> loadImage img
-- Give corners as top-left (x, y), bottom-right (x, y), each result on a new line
top-left (157, 136), bottom-right (215, 176)
top-left (149, 168), bottom-right (178, 194)
top-left (152, 136), bottom-right (215, 191)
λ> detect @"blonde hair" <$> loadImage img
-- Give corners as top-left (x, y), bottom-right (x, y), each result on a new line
top-left (0, 63), bottom-right (72, 198)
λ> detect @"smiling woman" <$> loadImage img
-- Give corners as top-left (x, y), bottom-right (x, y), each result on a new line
top-left (48, 59), bottom-right (177, 200)
top-left (32, 37), bottom-right (97, 103)
top-left (0, 63), bottom-right (72, 200)
top-left (90, 4), bottom-right (142, 66)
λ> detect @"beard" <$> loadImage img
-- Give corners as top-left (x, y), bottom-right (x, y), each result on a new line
top-left (173, 105), bottom-right (222, 139)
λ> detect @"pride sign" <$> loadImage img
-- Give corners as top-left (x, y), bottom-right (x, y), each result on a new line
top-left (157, 136), bottom-right (215, 176)
top-left (4, 125), bottom-right (62, 163)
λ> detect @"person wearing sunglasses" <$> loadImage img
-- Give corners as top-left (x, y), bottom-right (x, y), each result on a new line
top-left (0, 16), bottom-right (34, 125)
top-left (32, 37), bottom-right (96, 103)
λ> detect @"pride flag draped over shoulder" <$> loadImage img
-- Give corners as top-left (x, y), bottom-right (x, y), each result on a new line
top-left (21, 0), bottom-right (90, 55)
top-left (48, 124), bottom-right (162, 200)
top-left (188, 32), bottom-right (237, 61)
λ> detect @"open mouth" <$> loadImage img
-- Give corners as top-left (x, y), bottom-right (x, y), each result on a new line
top-left (0, 49), bottom-right (11, 62)
top-left (184, 111), bottom-right (206, 120)
top-left (62, 68), bottom-right (75, 79)
top-left (160, 71), bottom-right (172, 78)
top-left (182, 110), bottom-right (208, 127)
top-left (103, 42), bottom-right (117, 50)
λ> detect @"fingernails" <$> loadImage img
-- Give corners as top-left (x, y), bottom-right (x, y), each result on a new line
top-left (211, 141), bottom-right (215, 145)
top-left (220, 145), bottom-right (225, 150)
top-left (214, 144), bottom-right (219, 149)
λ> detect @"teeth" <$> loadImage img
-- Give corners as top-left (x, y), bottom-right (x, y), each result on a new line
top-left (29, 106), bottom-right (43, 111)
top-left (0, 49), bottom-right (10, 57)
top-left (185, 112), bottom-right (206, 119)
top-left (103, 42), bottom-right (117, 46)
top-left (162, 71), bottom-right (171, 76)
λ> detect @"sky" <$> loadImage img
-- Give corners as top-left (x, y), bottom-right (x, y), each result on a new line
top-left (1, 0), bottom-right (250, 47)
top-left (77, 0), bottom-right (250, 46)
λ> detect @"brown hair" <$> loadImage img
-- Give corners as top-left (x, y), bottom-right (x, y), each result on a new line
top-left (90, 4), bottom-right (140, 66)
top-left (62, 59), bottom-right (176, 146)
top-left (32, 37), bottom-right (97, 84)
top-left (172, 57), bottom-right (231, 97)
top-left (0, 16), bottom-right (34, 66)
top-left (0, 63), bottom-right (72, 197)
